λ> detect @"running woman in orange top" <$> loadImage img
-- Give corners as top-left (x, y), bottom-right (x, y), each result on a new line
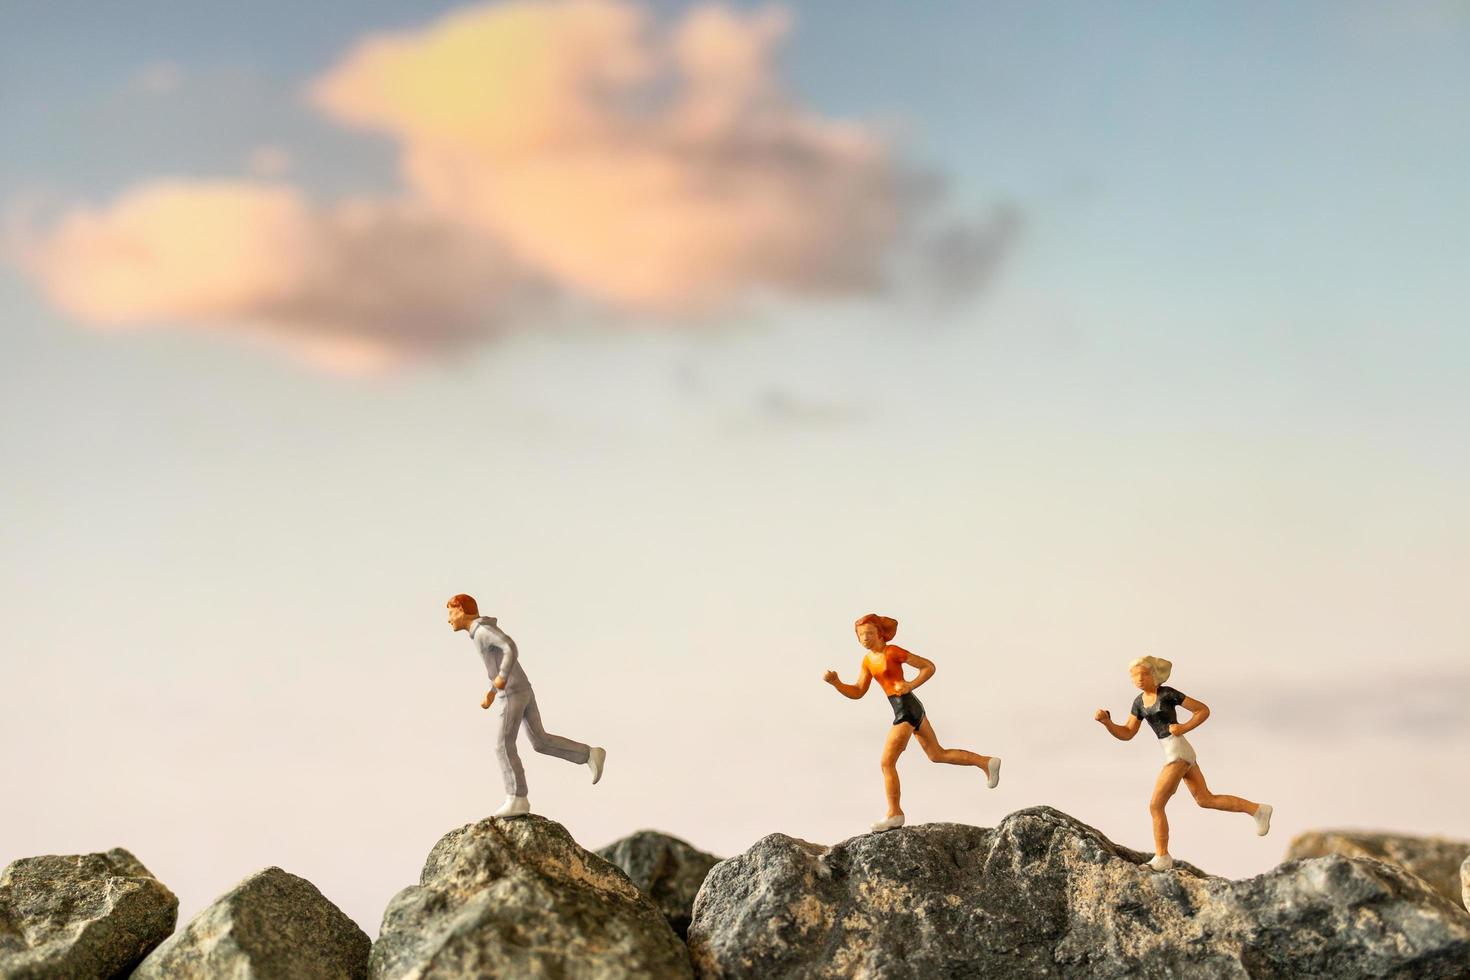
top-left (824, 614), bottom-right (1001, 832)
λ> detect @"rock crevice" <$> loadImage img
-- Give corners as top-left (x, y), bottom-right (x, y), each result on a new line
top-left (598, 830), bottom-right (721, 940)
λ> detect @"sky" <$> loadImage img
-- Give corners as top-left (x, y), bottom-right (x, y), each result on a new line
top-left (2, 0), bottom-right (1468, 935)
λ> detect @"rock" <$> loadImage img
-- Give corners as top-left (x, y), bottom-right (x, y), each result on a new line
top-left (688, 806), bottom-right (1470, 979)
top-left (1287, 829), bottom-right (1470, 911)
top-left (1463, 855), bottom-right (1469, 913)
top-left (132, 866), bottom-right (369, 979)
top-left (0, 847), bottom-right (177, 979)
top-left (597, 831), bottom-right (721, 940)
top-left (371, 814), bottom-right (692, 979)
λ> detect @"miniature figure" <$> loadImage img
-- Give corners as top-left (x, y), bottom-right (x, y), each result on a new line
top-left (1095, 656), bottom-right (1272, 870)
top-left (446, 594), bottom-right (606, 817)
top-left (824, 613), bottom-right (1001, 832)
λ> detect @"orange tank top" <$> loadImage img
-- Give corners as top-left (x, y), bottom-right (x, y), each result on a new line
top-left (865, 644), bottom-right (911, 696)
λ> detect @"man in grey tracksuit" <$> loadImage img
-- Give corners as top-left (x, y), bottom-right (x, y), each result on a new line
top-left (447, 594), bottom-right (605, 817)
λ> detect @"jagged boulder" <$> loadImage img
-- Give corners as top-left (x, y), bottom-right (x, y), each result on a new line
top-left (0, 848), bottom-right (177, 979)
top-left (688, 806), bottom-right (1470, 979)
top-left (1287, 829), bottom-right (1470, 911)
top-left (371, 815), bottom-right (692, 979)
top-left (132, 866), bottom-right (369, 979)
top-left (598, 831), bottom-right (721, 939)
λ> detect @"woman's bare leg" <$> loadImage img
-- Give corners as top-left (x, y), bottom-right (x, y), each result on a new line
top-left (913, 717), bottom-right (991, 769)
top-left (1150, 761), bottom-right (1191, 857)
top-left (1182, 764), bottom-right (1259, 815)
top-left (879, 723), bottom-right (914, 818)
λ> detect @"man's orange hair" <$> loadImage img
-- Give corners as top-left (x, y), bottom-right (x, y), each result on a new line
top-left (854, 613), bottom-right (898, 642)
top-left (447, 593), bottom-right (479, 616)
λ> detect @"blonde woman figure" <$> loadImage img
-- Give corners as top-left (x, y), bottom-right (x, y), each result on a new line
top-left (1095, 656), bottom-right (1272, 870)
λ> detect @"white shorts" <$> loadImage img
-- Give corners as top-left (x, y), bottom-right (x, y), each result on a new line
top-left (1160, 734), bottom-right (1197, 766)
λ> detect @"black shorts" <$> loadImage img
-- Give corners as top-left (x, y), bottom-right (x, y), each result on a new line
top-left (888, 693), bottom-right (925, 730)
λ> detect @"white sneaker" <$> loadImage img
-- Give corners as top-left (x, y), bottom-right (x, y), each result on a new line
top-left (870, 813), bottom-right (905, 833)
top-left (986, 757), bottom-right (1002, 789)
top-left (1253, 803), bottom-right (1273, 837)
top-left (587, 747), bottom-right (606, 785)
top-left (493, 795), bottom-right (531, 818)
top-left (1148, 853), bottom-right (1174, 871)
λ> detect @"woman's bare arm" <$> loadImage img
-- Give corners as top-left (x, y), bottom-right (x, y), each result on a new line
top-left (896, 652), bottom-right (936, 695)
top-left (823, 661), bottom-right (873, 699)
top-left (1169, 696), bottom-right (1210, 736)
top-left (1094, 708), bottom-right (1140, 741)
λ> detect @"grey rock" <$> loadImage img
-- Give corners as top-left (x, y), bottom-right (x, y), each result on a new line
top-left (597, 831), bottom-right (721, 940)
top-left (132, 866), bottom-right (369, 979)
top-left (688, 806), bottom-right (1470, 979)
top-left (0, 848), bottom-right (177, 980)
top-left (1287, 829), bottom-right (1470, 911)
top-left (371, 814), bottom-right (692, 979)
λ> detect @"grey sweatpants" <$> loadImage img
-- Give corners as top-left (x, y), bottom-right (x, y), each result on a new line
top-left (496, 690), bottom-right (591, 797)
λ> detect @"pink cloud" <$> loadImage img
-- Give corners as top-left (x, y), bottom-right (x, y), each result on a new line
top-left (20, 181), bottom-right (535, 372)
top-left (310, 0), bottom-right (901, 313)
top-left (16, 1), bottom-right (1004, 371)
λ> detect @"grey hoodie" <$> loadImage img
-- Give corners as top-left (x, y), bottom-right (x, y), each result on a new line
top-left (470, 616), bottom-right (531, 695)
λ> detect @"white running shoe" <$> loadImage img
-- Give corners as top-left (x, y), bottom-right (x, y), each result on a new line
top-left (870, 813), bottom-right (905, 833)
top-left (1148, 853), bottom-right (1174, 872)
top-left (986, 757), bottom-right (1002, 789)
top-left (493, 795), bottom-right (531, 818)
top-left (588, 747), bottom-right (606, 785)
top-left (1253, 803), bottom-right (1273, 837)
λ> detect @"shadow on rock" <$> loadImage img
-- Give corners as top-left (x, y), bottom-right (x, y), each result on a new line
top-left (598, 830), bottom-right (721, 940)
